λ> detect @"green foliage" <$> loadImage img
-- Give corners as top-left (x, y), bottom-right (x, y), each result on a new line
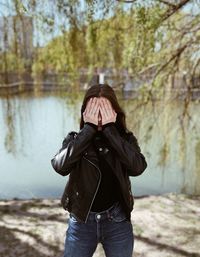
top-left (31, 4), bottom-right (164, 76)
top-left (0, 0), bottom-right (199, 89)
top-left (0, 52), bottom-right (26, 73)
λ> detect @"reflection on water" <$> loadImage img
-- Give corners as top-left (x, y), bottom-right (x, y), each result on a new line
top-left (0, 91), bottom-right (199, 199)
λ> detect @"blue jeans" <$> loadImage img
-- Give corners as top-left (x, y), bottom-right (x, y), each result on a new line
top-left (63, 201), bottom-right (134, 257)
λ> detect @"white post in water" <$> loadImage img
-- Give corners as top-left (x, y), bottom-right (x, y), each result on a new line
top-left (99, 73), bottom-right (105, 84)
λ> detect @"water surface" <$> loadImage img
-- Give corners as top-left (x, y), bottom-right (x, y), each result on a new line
top-left (0, 91), bottom-right (199, 199)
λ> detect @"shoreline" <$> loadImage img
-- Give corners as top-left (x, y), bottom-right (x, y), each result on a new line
top-left (0, 192), bottom-right (199, 257)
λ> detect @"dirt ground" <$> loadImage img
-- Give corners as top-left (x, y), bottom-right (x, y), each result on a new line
top-left (0, 192), bottom-right (199, 257)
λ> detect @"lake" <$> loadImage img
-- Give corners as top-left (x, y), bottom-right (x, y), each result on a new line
top-left (0, 90), bottom-right (199, 199)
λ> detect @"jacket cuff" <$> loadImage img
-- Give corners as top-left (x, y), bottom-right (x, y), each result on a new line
top-left (85, 122), bottom-right (98, 131)
top-left (102, 122), bottom-right (115, 130)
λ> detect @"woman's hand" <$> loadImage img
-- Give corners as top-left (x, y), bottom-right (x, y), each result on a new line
top-left (99, 97), bottom-right (117, 125)
top-left (83, 97), bottom-right (100, 126)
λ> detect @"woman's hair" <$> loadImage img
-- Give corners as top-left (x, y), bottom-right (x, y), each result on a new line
top-left (80, 84), bottom-right (128, 135)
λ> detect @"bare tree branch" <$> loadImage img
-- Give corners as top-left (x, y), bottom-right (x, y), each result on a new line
top-left (116, 0), bottom-right (137, 3)
top-left (161, 0), bottom-right (192, 22)
top-left (153, 38), bottom-right (195, 79)
top-left (157, 0), bottom-right (177, 8)
top-left (191, 57), bottom-right (200, 78)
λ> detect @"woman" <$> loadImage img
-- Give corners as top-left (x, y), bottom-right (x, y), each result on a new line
top-left (51, 84), bottom-right (147, 257)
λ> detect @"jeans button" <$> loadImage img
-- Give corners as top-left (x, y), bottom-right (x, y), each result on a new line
top-left (97, 214), bottom-right (101, 219)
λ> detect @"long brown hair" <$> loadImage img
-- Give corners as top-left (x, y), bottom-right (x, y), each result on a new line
top-left (80, 84), bottom-right (128, 135)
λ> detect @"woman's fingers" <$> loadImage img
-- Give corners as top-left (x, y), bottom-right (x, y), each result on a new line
top-left (99, 97), bottom-right (117, 125)
top-left (96, 105), bottom-right (101, 120)
top-left (84, 97), bottom-right (116, 125)
top-left (101, 98), bottom-right (113, 117)
top-left (84, 97), bottom-right (100, 125)
top-left (88, 98), bottom-right (96, 115)
top-left (85, 98), bottom-right (92, 110)
top-left (92, 98), bottom-right (99, 117)
top-left (92, 98), bottom-right (101, 124)
top-left (83, 98), bottom-right (92, 116)
top-left (100, 98), bottom-right (108, 119)
top-left (88, 98), bottom-right (97, 118)
top-left (102, 99), bottom-right (109, 118)
top-left (98, 107), bottom-right (102, 122)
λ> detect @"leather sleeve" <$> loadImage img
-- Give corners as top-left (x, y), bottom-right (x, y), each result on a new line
top-left (85, 122), bottom-right (97, 130)
top-left (102, 122), bottom-right (115, 129)
top-left (102, 124), bottom-right (147, 177)
top-left (51, 123), bottom-right (97, 176)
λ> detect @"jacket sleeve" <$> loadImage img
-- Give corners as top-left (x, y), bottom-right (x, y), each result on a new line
top-left (51, 123), bottom-right (97, 176)
top-left (102, 124), bottom-right (147, 177)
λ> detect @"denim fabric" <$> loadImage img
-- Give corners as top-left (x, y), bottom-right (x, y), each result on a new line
top-left (63, 201), bottom-right (134, 257)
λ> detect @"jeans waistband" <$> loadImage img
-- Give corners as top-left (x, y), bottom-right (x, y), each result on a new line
top-left (86, 201), bottom-right (122, 222)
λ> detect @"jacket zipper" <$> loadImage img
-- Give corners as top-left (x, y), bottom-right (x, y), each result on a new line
top-left (83, 155), bottom-right (102, 224)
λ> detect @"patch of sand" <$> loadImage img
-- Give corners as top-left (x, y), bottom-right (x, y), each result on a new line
top-left (0, 193), bottom-right (199, 257)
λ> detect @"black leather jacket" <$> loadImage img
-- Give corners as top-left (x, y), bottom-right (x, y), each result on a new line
top-left (51, 123), bottom-right (147, 223)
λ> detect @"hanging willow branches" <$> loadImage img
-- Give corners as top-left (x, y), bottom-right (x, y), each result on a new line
top-left (0, 0), bottom-right (199, 92)
top-left (0, 0), bottom-right (199, 157)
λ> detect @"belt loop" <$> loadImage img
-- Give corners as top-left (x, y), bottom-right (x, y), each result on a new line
top-left (106, 210), bottom-right (110, 219)
top-left (106, 209), bottom-right (113, 220)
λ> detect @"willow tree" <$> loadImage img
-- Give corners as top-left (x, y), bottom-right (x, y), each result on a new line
top-left (0, 0), bottom-right (199, 90)
top-left (0, 0), bottom-right (200, 159)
